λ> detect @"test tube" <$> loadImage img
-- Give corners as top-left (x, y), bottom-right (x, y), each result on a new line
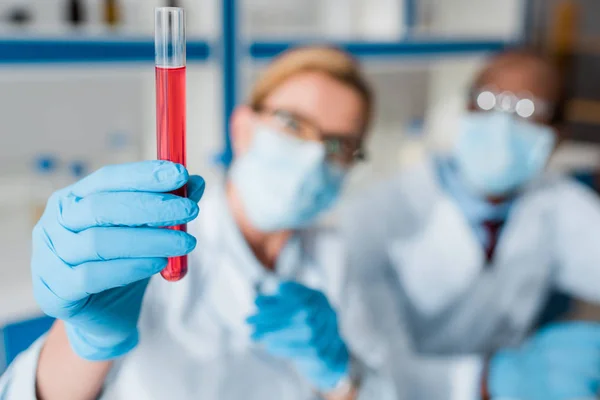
top-left (155, 7), bottom-right (188, 282)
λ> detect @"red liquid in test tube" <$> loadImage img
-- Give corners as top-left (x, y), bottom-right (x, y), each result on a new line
top-left (155, 7), bottom-right (188, 281)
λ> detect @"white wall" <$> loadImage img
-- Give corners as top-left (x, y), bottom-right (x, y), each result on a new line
top-left (422, 0), bottom-right (524, 39)
top-left (243, 0), bottom-right (405, 39)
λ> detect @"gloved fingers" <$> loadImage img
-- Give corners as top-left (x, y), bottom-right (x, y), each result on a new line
top-left (250, 287), bottom-right (332, 334)
top-left (51, 226), bottom-right (196, 265)
top-left (68, 258), bottom-right (167, 296)
top-left (255, 292), bottom-right (305, 310)
top-left (247, 316), bottom-right (295, 337)
top-left (248, 295), bottom-right (303, 331)
top-left (249, 310), bottom-right (311, 340)
top-left (278, 282), bottom-right (334, 318)
top-left (488, 349), bottom-right (523, 395)
top-left (251, 318), bottom-right (313, 342)
top-left (65, 161), bottom-right (189, 198)
top-left (534, 322), bottom-right (600, 348)
top-left (254, 283), bottom-right (323, 311)
top-left (294, 358), bottom-right (343, 391)
top-left (544, 348), bottom-right (600, 380)
top-left (263, 340), bottom-right (319, 360)
top-left (314, 342), bottom-right (350, 377)
top-left (332, 343), bottom-right (351, 370)
top-left (312, 308), bottom-right (340, 355)
top-left (247, 300), bottom-right (305, 325)
top-left (246, 312), bottom-right (295, 333)
top-left (32, 243), bottom-right (83, 307)
top-left (187, 175), bottom-right (206, 203)
top-left (265, 342), bottom-right (318, 359)
top-left (58, 191), bottom-right (199, 232)
top-left (36, 257), bottom-right (165, 303)
top-left (253, 292), bottom-right (302, 313)
top-left (254, 294), bottom-right (279, 308)
top-left (325, 341), bottom-right (350, 374)
top-left (541, 372), bottom-right (600, 400)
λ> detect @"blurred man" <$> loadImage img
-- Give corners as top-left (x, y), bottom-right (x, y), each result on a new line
top-left (0, 47), bottom-right (401, 400)
top-left (342, 49), bottom-right (600, 399)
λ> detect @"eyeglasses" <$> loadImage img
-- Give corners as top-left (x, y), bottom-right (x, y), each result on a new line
top-left (470, 87), bottom-right (554, 122)
top-left (254, 107), bottom-right (367, 166)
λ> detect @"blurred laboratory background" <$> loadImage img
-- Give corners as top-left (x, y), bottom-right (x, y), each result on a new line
top-left (1, 0), bottom-right (600, 374)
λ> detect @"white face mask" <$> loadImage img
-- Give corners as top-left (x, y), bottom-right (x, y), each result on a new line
top-left (230, 125), bottom-right (347, 232)
top-left (453, 112), bottom-right (556, 196)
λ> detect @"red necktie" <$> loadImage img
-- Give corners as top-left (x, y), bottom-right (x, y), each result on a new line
top-left (482, 220), bottom-right (505, 262)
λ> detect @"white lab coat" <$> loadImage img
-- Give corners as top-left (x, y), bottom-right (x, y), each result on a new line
top-left (341, 158), bottom-right (600, 399)
top-left (0, 186), bottom-right (400, 400)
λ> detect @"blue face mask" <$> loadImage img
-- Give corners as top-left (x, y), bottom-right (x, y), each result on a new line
top-left (230, 125), bottom-right (347, 232)
top-left (454, 112), bottom-right (556, 197)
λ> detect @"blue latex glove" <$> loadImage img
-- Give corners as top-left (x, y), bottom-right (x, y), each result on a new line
top-left (246, 281), bottom-right (350, 391)
top-left (489, 322), bottom-right (600, 400)
top-left (32, 161), bottom-right (205, 361)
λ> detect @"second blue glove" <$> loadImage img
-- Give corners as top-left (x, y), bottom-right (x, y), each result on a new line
top-left (246, 281), bottom-right (350, 391)
top-left (489, 322), bottom-right (600, 400)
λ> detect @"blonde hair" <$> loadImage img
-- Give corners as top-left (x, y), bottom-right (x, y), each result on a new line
top-left (248, 46), bottom-right (373, 130)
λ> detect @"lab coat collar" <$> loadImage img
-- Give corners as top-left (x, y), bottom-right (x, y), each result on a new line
top-left (189, 186), bottom-right (312, 349)
top-left (388, 159), bottom-right (485, 317)
top-left (435, 157), bottom-right (512, 223)
top-left (214, 185), bottom-right (305, 286)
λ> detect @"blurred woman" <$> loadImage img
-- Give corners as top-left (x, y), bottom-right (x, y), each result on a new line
top-left (0, 47), bottom-right (397, 400)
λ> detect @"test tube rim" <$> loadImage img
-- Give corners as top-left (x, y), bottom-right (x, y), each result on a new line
top-left (155, 7), bottom-right (184, 12)
top-left (154, 6), bottom-right (186, 68)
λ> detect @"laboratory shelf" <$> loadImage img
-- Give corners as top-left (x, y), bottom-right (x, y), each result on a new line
top-left (249, 38), bottom-right (512, 60)
top-left (0, 37), bottom-right (211, 64)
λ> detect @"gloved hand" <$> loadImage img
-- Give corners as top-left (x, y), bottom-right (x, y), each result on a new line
top-left (488, 322), bottom-right (600, 400)
top-left (246, 281), bottom-right (350, 392)
top-left (32, 161), bottom-right (205, 361)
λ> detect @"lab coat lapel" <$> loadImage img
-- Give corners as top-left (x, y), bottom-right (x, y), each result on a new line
top-left (388, 194), bottom-right (484, 317)
top-left (489, 198), bottom-right (554, 332)
top-left (202, 187), bottom-right (309, 348)
top-left (429, 200), bottom-right (554, 351)
top-left (390, 188), bottom-right (554, 353)
top-left (202, 188), bottom-right (265, 347)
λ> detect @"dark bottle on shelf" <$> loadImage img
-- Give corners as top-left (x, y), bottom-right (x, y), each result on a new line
top-left (66, 0), bottom-right (85, 26)
top-left (104, 0), bottom-right (121, 27)
top-left (6, 7), bottom-right (33, 26)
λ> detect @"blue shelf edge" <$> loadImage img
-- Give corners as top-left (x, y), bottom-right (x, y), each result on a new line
top-left (250, 39), bottom-right (513, 59)
top-left (0, 39), bottom-right (211, 64)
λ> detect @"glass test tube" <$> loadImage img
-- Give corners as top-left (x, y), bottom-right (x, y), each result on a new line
top-left (155, 7), bottom-right (188, 282)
